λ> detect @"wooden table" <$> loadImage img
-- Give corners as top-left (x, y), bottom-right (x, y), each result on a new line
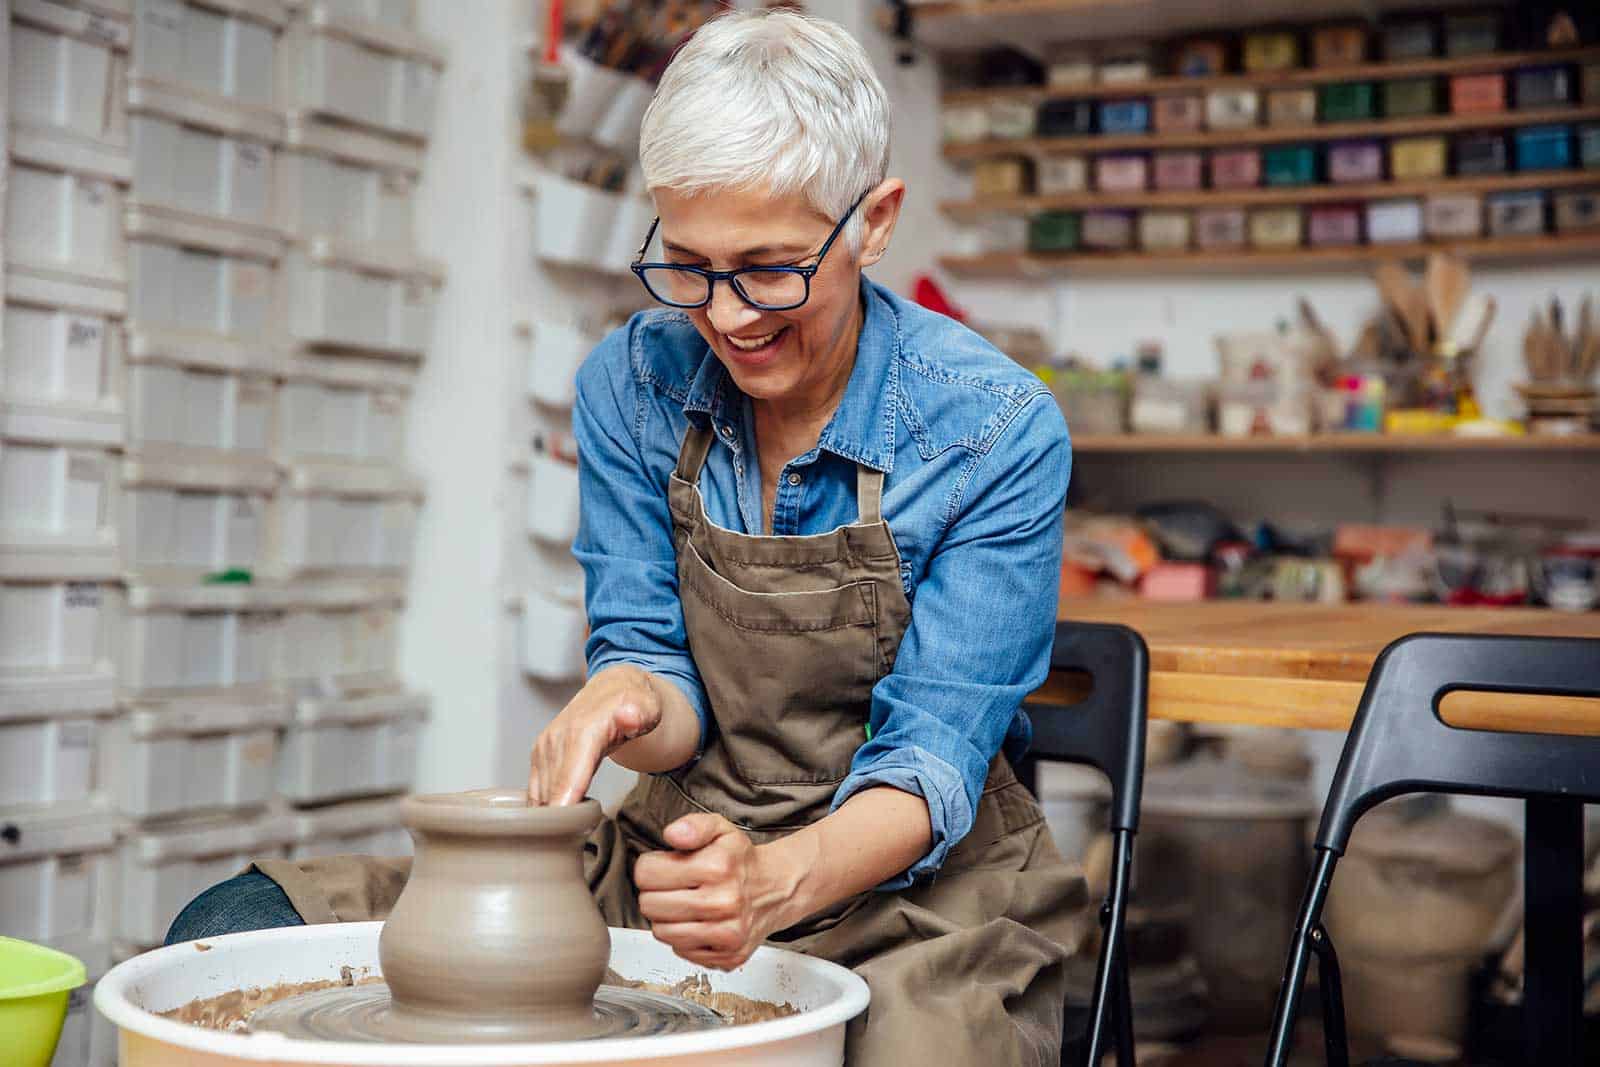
top-left (1043, 599), bottom-right (1600, 735)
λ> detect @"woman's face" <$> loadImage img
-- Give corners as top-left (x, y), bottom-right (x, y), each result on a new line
top-left (651, 182), bottom-right (901, 408)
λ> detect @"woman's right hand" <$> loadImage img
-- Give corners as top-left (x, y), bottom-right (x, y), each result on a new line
top-left (526, 665), bottom-right (664, 806)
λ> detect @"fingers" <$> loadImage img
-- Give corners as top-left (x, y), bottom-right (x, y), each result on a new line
top-left (647, 921), bottom-right (752, 970)
top-left (637, 886), bottom-right (739, 924)
top-left (662, 812), bottom-right (734, 851)
top-left (634, 838), bottom-right (737, 892)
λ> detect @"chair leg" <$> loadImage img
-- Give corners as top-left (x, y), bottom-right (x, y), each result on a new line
top-left (1084, 829), bottom-right (1136, 1067)
top-left (1307, 925), bottom-right (1350, 1067)
top-left (1263, 848), bottom-right (1340, 1067)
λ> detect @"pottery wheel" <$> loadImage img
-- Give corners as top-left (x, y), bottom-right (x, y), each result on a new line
top-left (248, 982), bottom-right (729, 1044)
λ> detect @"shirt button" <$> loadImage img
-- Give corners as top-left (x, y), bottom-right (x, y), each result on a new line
top-left (786, 472), bottom-right (802, 486)
top-left (719, 425), bottom-right (735, 440)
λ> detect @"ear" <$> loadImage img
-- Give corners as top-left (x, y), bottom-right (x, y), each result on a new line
top-left (858, 179), bottom-right (906, 268)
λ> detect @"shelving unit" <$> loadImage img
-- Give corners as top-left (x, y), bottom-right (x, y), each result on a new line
top-left (1070, 432), bottom-right (1600, 453)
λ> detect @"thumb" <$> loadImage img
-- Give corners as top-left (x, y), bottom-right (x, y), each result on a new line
top-left (663, 812), bottom-right (733, 852)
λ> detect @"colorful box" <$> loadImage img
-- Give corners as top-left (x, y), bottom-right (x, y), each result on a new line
top-left (1046, 49), bottom-right (1095, 88)
top-left (987, 100), bottom-right (1037, 140)
top-left (1554, 190), bottom-right (1600, 233)
top-left (1263, 145), bottom-right (1318, 186)
top-left (1098, 47), bottom-right (1153, 84)
top-left (1098, 99), bottom-right (1151, 135)
top-left (1425, 194), bottom-right (1483, 239)
top-left (1027, 211), bottom-right (1081, 252)
top-left (941, 105), bottom-right (989, 144)
top-left (1450, 73), bottom-right (1507, 115)
top-left (1487, 190), bottom-right (1547, 236)
top-left (1036, 154), bottom-right (1089, 194)
top-left (1366, 199), bottom-right (1424, 244)
top-left (1153, 151), bottom-right (1205, 191)
top-left (1173, 38), bottom-right (1228, 78)
top-left (1082, 209), bottom-right (1136, 250)
top-left (1243, 31), bottom-right (1300, 73)
top-left (1312, 24), bottom-right (1367, 68)
top-left (1581, 125), bottom-right (1600, 169)
top-left (1249, 207), bottom-right (1303, 249)
top-left (1206, 89), bottom-right (1260, 130)
top-left (1585, 64), bottom-right (1600, 105)
top-left (1266, 89), bottom-right (1318, 127)
top-left (1308, 204), bottom-right (1362, 246)
top-left (1095, 154), bottom-right (1149, 192)
top-left (1153, 95), bottom-right (1205, 133)
top-left (1383, 78), bottom-right (1440, 118)
top-left (1390, 136), bottom-right (1449, 180)
top-left (974, 157), bottom-right (1033, 197)
top-left (1382, 19), bottom-right (1437, 61)
top-left (1138, 211), bottom-right (1193, 252)
top-left (1515, 67), bottom-right (1575, 111)
top-left (1196, 207), bottom-right (1247, 249)
top-left (1321, 82), bottom-right (1376, 122)
top-left (1037, 99), bottom-right (1095, 137)
top-left (1455, 132), bottom-right (1509, 175)
top-left (1210, 148), bottom-right (1262, 189)
top-left (1514, 125), bottom-right (1573, 171)
top-left (1444, 13), bottom-right (1500, 57)
top-left (1328, 140), bottom-right (1384, 184)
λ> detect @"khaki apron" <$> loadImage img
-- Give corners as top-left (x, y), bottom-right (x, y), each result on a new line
top-left (255, 424), bottom-right (1088, 1065)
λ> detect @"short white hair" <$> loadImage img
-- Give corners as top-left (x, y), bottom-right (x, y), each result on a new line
top-left (638, 10), bottom-right (890, 253)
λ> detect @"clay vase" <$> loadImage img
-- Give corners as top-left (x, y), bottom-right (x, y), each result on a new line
top-left (377, 790), bottom-right (609, 1041)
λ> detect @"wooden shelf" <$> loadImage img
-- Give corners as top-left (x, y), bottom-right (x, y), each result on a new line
top-left (941, 46), bottom-right (1600, 107)
top-left (944, 170), bottom-right (1600, 217)
top-left (943, 105), bottom-right (1600, 162)
top-left (939, 231), bottom-right (1600, 276)
top-left (1070, 432), bottom-right (1600, 453)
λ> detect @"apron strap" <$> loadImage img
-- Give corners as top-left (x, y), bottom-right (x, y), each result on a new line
top-left (856, 467), bottom-right (885, 524)
top-left (674, 424), bottom-right (715, 482)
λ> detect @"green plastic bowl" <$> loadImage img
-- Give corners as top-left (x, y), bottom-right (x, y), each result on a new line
top-left (0, 936), bottom-right (86, 1067)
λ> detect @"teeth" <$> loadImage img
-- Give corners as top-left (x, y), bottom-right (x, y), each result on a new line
top-left (727, 329), bottom-right (781, 351)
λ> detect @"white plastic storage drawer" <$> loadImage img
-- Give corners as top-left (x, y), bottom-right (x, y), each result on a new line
top-left (285, 795), bottom-right (410, 861)
top-left (118, 814), bottom-right (289, 946)
top-left (126, 206), bottom-right (283, 349)
top-left (0, 578), bottom-right (117, 687)
top-left (118, 583), bottom-right (284, 698)
top-left (8, 0), bottom-right (131, 148)
top-left (310, 0), bottom-right (413, 29)
top-left (275, 358), bottom-right (411, 465)
top-left (104, 699), bottom-right (288, 820)
top-left (5, 123), bottom-right (130, 286)
top-left (525, 438), bottom-right (580, 547)
top-left (277, 580), bottom-right (404, 692)
top-left (519, 588), bottom-right (588, 682)
top-left (285, 241), bottom-right (442, 358)
top-left (128, 77), bottom-right (284, 234)
top-left (276, 689), bottom-right (426, 804)
top-left (278, 7), bottom-right (444, 141)
top-left (0, 809), bottom-right (119, 946)
top-left (270, 463), bottom-right (421, 576)
top-left (279, 115), bottom-right (421, 254)
top-left (131, 0), bottom-right (286, 107)
top-left (54, 937), bottom-right (116, 1067)
top-left (0, 686), bottom-right (116, 812)
top-left (2, 265), bottom-right (126, 424)
top-left (119, 455), bottom-right (277, 580)
top-left (0, 404), bottom-right (120, 578)
top-left (126, 348), bottom-right (276, 462)
top-left (520, 316), bottom-right (595, 410)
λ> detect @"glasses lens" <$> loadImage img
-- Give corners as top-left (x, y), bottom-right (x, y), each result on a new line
top-left (639, 267), bottom-right (712, 307)
top-left (733, 269), bottom-right (808, 310)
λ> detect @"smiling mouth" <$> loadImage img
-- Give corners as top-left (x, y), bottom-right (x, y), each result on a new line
top-left (725, 327), bottom-right (787, 352)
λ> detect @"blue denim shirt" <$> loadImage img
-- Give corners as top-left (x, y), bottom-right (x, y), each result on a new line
top-left (573, 278), bottom-right (1072, 887)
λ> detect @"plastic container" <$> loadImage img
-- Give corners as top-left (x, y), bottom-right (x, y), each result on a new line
top-left (1172, 38), bottom-right (1226, 77)
top-left (1265, 88), bottom-right (1317, 128)
top-left (277, 3), bottom-right (445, 141)
top-left (118, 455), bottom-right (276, 580)
top-left (1320, 82), bottom-right (1375, 122)
top-left (1036, 154), bottom-right (1088, 195)
top-left (986, 99), bottom-right (1035, 140)
top-left (278, 114), bottom-right (423, 254)
top-left (0, 809), bottom-right (119, 946)
top-left (939, 104), bottom-right (987, 145)
top-left (1152, 95), bottom-right (1203, 134)
top-left (1027, 212), bottom-right (1079, 253)
top-left (1514, 124), bottom-right (1573, 171)
top-left (1153, 151), bottom-right (1204, 191)
top-left (127, 76), bottom-right (283, 234)
top-left (1554, 190), bottom-right (1600, 233)
top-left (0, 935), bottom-right (86, 1067)
top-left (1262, 145), bottom-right (1316, 187)
top-left (1450, 73), bottom-right (1506, 115)
top-left (1390, 136), bottom-right (1448, 180)
top-left (0, 578), bottom-right (116, 698)
top-left (521, 317), bottom-right (596, 410)
top-left (1487, 190), bottom-right (1548, 237)
top-left (1218, 381), bottom-right (1313, 436)
top-left (284, 239), bottom-right (443, 358)
top-left (5, 122), bottom-right (129, 287)
top-left (1210, 148), bottom-right (1261, 189)
top-left (284, 795), bottom-right (411, 860)
top-left (276, 689), bottom-right (426, 805)
top-left (103, 699), bottom-right (288, 820)
top-left (1, 267), bottom-right (126, 429)
top-left (117, 814), bottom-right (289, 947)
top-left (1382, 19), bottom-right (1436, 61)
top-left (1514, 66), bottom-right (1575, 111)
top-left (275, 357), bottom-right (412, 465)
top-left (519, 587), bottom-right (588, 682)
top-left (974, 157), bottom-right (1032, 198)
top-left (1195, 208), bottom-right (1247, 249)
top-left (124, 346), bottom-right (277, 462)
top-left (1205, 89), bottom-right (1258, 130)
top-left (276, 578), bottom-right (406, 692)
top-left (1094, 154), bottom-right (1148, 192)
top-left (1249, 207), bottom-right (1303, 249)
top-left (524, 170), bottom-right (627, 273)
top-left (1138, 211), bottom-right (1192, 252)
top-left (117, 583), bottom-right (284, 698)
top-left (1308, 204), bottom-right (1362, 246)
top-left (1036, 99), bottom-right (1094, 137)
top-left (268, 462), bottom-right (420, 577)
top-left (1425, 193), bottom-right (1483, 240)
top-left (1328, 139), bottom-right (1383, 184)
top-left (1098, 99), bottom-right (1150, 135)
top-left (1382, 77), bottom-right (1439, 118)
top-left (130, 0), bottom-right (285, 106)
top-left (0, 404), bottom-right (119, 579)
top-left (1455, 132), bottom-right (1508, 176)
top-left (1082, 210), bottom-right (1135, 251)
top-left (8, 0), bottom-right (131, 149)
top-left (1366, 198), bottom-right (1424, 244)
top-left (1044, 48), bottom-right (1093, 87)
top-left (0, 682), bottom-right (115, 811)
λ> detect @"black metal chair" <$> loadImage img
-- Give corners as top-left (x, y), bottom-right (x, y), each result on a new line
top-left (1262, 632), bottom-right (1600, 1067)
top-left (1018, 621), bottom-right (1150, 1067)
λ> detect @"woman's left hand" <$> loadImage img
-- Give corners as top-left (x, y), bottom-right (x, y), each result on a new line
top-left (634, 813), bottom-right (805, 970)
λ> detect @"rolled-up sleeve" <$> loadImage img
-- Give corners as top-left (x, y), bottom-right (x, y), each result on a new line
top-left (831, 390), bottom-right (1071, 888)
top-left (572, 326), bottom-right (709, 759)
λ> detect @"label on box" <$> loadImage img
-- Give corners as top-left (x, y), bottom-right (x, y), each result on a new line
top-left (81, 179), bottom-right (108, 207)
top-left (67, 317), bottom-right (103, 349)
top-left (373, 390), bottom-right (404, 414)
top-left (60, 721), bottom-right (94, 749)
top-left (65, 582), bottom-right (101, 609)
top-left (237, 142), bottom-right (265, 171)
top-left (67, 454), bottom-right (103, 483)
top-left (233, 263), bottom-right (268, 300)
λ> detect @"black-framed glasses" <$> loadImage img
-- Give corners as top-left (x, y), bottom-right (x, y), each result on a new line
top-left (630, 191), bottom-right (868, 312)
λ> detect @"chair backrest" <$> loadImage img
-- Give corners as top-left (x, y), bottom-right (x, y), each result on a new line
top-left (1025, 621), bottom-right (1150, 833)
top-left (1318, 632), bottom-right (1600, 852)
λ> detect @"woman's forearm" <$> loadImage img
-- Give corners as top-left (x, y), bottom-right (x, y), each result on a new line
top-left (759, 786), bottom-right (932, 930)
top-left (608, 668), bottom-right (702, 773)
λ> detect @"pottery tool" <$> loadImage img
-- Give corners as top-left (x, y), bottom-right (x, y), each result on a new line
top-left (1375, 261), bottom-right (1429, 353)
top-left (1448, 293), bottom-right (1495, 356)
top-left (1424, 252), bottom-right (1471, 345)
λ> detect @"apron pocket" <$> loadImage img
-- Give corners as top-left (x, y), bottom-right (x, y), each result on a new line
top-left (680, 537), bottom-right (878, 633)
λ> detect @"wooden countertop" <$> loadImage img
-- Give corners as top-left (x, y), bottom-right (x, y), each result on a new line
top-left (1036, 600), bottom-right (1600, 735)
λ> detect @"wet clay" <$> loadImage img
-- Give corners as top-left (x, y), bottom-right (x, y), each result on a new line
top-left (605, 970), bottom-right (799, 1026)
top-left (160, 967), bottom-right (383, 1031)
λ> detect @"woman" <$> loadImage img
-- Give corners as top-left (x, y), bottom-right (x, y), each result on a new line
top-left (168, 11), bottom-right (1084, 1062)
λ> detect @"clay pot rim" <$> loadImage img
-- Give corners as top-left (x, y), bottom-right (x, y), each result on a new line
top-left (401, 791), bottom-right (602, 838)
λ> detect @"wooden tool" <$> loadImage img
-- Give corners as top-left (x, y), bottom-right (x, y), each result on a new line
top-left (1375, 261), bottom-right (1429, 353)
top-left (1424, 252), bottom-right (1471, 345)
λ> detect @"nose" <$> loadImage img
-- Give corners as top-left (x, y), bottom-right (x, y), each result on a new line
top-left (705, 278), bottom-right (763, 336)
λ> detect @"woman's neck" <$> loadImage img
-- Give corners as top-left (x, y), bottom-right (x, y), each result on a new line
top-left (752, 294), bottom-right (863, 453)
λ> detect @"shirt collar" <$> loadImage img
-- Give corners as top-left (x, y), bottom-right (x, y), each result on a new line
top-left (681, 277), bottom-right (899, 473)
